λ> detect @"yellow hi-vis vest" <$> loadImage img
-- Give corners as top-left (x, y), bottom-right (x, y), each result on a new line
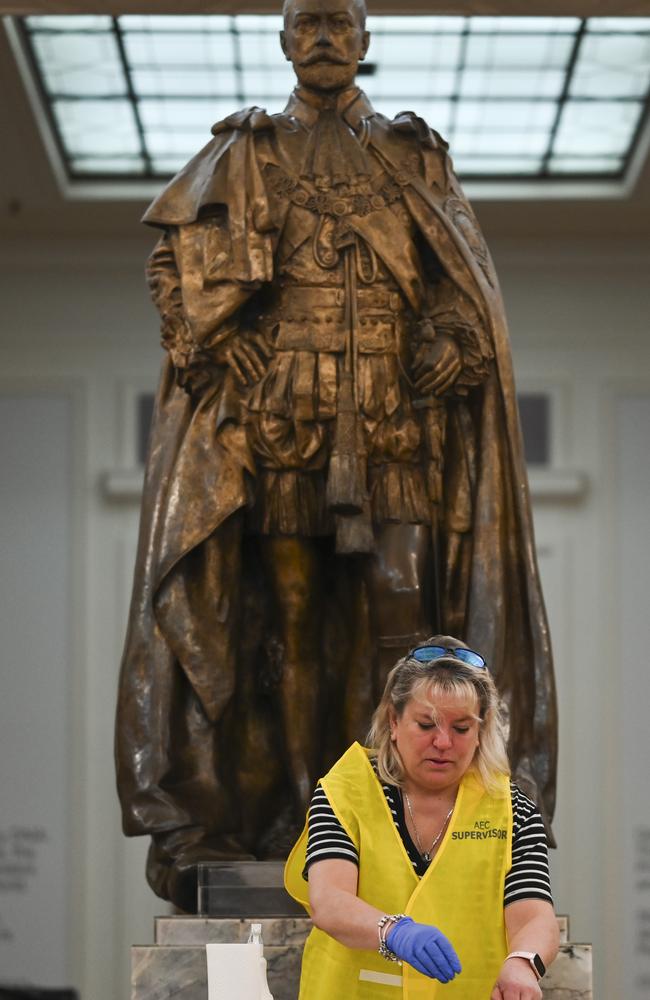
top-left (285, 742), bottom-right (513, 1000)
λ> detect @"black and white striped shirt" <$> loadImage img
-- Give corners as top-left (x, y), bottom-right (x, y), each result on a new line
top-left (305, 772), bottom-right (553, 907)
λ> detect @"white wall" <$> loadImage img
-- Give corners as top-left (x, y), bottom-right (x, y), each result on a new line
top-left (0, 392), bottom-right (75, 986)
top-left (0, 235), bottom-right (166, 999)
top-left (498, 235), bottom-right (650, 999)
top-left (616, 395), bottom-right (650, 998)
top-left (0, 231), bottom-right (648, 999)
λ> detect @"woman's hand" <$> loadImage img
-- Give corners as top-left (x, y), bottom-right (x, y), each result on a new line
top-left (492, 898), bottom-right (559, 1000)
top-left (491, 956), bottom-right (542, 999)
top-left (386, 917), bottom-right (461, 983)
top-left (308, 859), bottom-right (461, 978)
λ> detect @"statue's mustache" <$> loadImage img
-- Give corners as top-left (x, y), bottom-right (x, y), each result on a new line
top-left (299, 53), bottom-right (351, 66)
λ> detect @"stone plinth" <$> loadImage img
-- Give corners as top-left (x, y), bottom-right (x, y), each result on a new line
top-left (131, 915), bottom-right (591, 1000)
top-left (155, 916), bottom-right (309, 948)
top-left (134, 918), bottom-right (303, 1000)
top-left (543, 943), bottom-right (593, 999)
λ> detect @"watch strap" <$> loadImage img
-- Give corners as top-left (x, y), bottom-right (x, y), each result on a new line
top-left (505, 950), bottom-right (545, 980)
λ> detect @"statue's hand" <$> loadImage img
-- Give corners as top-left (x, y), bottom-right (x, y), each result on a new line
top-left (176, 363), bottom-right (216, 397)
top-left (214, 331), bottom-right (273, 387)
top-left (160, 314), bottom-right (216, 396)
top-left (412, 333), bottom-right (462, 397)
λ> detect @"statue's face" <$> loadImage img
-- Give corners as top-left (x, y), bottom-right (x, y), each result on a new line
top-left (280, 0), bottom-right (370, 93)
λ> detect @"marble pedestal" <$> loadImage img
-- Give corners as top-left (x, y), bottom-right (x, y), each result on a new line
top-left (131, 914), bottom-right (593, 1000)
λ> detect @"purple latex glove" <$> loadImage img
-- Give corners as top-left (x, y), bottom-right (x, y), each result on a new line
top-left (386, 917), bottom-right (462, 982)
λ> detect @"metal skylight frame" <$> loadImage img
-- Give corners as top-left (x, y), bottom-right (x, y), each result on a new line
top-left (5, 13), bottom-right (650, 200)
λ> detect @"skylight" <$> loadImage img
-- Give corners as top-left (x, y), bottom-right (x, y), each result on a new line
top-left (16, 14), bottom-right (650, 182)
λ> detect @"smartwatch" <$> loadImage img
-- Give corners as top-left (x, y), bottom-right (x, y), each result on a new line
top-left (505, 951), bottom-right (546, 980)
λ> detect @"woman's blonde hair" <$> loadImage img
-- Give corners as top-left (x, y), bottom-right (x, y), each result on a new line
top-left (367, 636), bottom-right (510, 795)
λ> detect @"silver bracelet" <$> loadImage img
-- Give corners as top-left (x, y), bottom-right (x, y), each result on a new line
top-left (377, 913), bottom-right (407, 962)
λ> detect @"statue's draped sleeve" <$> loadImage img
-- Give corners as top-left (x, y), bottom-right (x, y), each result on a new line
top-left (146, 228), bottom-right (255, 397)
top-left (142, 109), bottom-right (280, 398)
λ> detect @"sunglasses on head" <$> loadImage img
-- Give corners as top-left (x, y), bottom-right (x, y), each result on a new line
top-left (408, 644), bottom-right (487, 670)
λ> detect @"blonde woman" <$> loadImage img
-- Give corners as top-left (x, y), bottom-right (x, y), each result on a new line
top-left (285, 636), bottom-right (559, 999)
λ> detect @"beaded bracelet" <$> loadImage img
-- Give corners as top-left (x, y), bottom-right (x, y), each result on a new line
top-left (377, 913), bottom-right (407, 962)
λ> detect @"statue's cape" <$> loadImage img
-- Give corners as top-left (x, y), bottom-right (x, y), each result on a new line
top-left (143, 106), bottom-right (276, 227)
top-left (116, 105), bottom-right (557, 857)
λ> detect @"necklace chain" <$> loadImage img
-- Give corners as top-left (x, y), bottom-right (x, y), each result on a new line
top-left (403, 792), bottom-right (455, 862)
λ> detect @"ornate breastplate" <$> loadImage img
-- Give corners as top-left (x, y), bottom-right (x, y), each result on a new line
top-left (265, 105), bottom-right (419, 282)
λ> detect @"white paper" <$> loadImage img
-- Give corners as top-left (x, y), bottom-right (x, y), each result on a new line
top-left (206, 942), bottom-right (272, 1000)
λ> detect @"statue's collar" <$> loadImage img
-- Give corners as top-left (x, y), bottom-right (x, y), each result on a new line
top-left (283, 86), bottom-right (375, 131)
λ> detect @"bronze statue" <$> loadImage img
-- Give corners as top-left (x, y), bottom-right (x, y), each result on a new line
top-left (115, 0), bottom-right (557, 913)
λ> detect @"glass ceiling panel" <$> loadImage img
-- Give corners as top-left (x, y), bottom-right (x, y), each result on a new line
top-left (553, 100), bottom-right (643, 156)
top-left (570, 34), bottom-right (650, 98)
top-left (152, 156), bottom-right (194, 174)
top-left (364, 68), bottom-right (457, 99)
top-left (52, 99), bottom-right (141, 156)
top-left (122, 32), bottom-right (236, 68)
top-left (464, 33), bottom-right (575, 68)
top-left (138, 98), bottom-right (234, 130)
top-left (236, 15), bottom-right (283, 31)
top-left (32, 31), bottom-right (125, 97)
top-left (27, 15), bottom-right (112, 30)
top-left (453, 129), bottom-right (551, 156)
top-left (586, 18), bottom-right (650, 33)
top-left (367, 17), bottom-right (465, 33)
top-left (468, 17), bottom-right (582, 34)
top-left (366, 31), bottom-right (462, 68)
top-left (19, 14), bottom-right (650, 184)
top-left (146, 129), bottom-right (214, 156)
top-left (120, 15), bottom-right (233, 32)
top-left (455, 100), bottom-right (557, 131)
top-left (241, 65), bottom-right (296, 97)
top-left (130, 68), bottom-right (236, 98)
top-left (70, 155), bottom-right (146, 174)
top-left (459, 68), bottom-right (566, 99)
top-left (549, 155), bottom-right (623, 173)
top-left (453, 155), bottom-right (543, 174)
top-left (239, 30), bottom-right (292, 63)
